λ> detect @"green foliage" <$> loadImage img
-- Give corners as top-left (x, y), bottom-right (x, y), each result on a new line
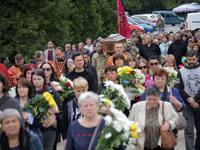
top-left (24, 94), bottom-right (51, 124)
top-left (1, 0), bottom-right (192, 63)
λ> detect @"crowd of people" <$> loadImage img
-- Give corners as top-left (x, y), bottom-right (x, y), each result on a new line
top-left (0, 29), bottom-right (200, 150)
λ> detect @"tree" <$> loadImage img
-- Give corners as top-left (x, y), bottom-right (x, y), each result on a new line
top-left (0, 0), bottom-right (71, 63)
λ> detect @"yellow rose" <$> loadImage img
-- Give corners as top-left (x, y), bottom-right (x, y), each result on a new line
top-left (43, 92), bottom-right (50, 98)
top-left (49, 100), bottom-right (57, 108)
top-left (131, 132), bottom-right (138, 138)
top-left (45, 96), bottom-right (53, 102)
top-left (130, 124), bottom-right (137, 132)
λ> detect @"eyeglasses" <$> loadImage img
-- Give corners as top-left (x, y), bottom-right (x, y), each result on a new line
top-left (138, 66), bottom-right (147, 69)
top-left (149, 62), bottom-right (158, 66)
top-left (67, 61), bottom-right (73, 65)
top-left (32, 69), bottom-right (43, 73)
top-left (42, 68), bottom-right (51, 71)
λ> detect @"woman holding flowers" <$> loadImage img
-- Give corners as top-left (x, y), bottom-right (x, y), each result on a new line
top-left (65, 91), bottom-right (104, 150)
top-left (62, 77), bottom-right (88, 146)
top-left (129, 86), bottom-right (178, 150)
top-left (31, 69), bottom-right (62, 150)
top-left (140, 68), bottom-right (185, 112)
top-left (138, 58), bottom-right (154, 88)
top-left (15, 78), bottom-right (43, 142)
top-left (66, 92), bottom-right (124, 150)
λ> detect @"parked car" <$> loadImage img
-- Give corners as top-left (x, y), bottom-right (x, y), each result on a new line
top-left (127, 17), bottom-right (154, 33)
top-left (152, 11), bottom-right (185, 26)
top-left (186, 12), bottom-right (200, 33)
top-left (133, 14), bottom-right (164, 26)
top-left (130, 16), bottom-right (151, 25)
top-left (128, 23), bottom-right (145, 34)
top-left (131, 15), bottom-right (158, 30)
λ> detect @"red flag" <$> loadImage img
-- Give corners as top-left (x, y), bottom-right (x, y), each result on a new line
top-left (117, 0), bottom-right (131, 38)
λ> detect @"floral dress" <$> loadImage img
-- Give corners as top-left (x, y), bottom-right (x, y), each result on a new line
top-left (144, 106), bottom-right (160, 149)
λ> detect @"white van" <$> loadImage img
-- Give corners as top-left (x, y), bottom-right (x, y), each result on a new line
top-left (186, 12), bottom-right (200, 32)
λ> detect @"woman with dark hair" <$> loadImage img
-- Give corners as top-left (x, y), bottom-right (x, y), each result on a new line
top-left (15, 78), bottom-right (43, 142)
top-left (138, 58), bottom-right (154, 88)
top-left (31, 69), bottom-right (62, 150)
top-left (64, 57), bottom-right (75, 75)
top-left (113, 53), bottom-right (125, 68)
top-left (40, 62), bottom-right (59, 86)
top-left (181, 34), bottom-right (189, 45)
top-left (0, 72), bottom-right (24, 127)
top-left (22, 64), bottom-right (37, 81)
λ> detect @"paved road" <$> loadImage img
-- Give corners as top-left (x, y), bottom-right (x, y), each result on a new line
top-left (57, 129), bottom-right (186, 150)
top-left (153, 24), bottom-right (181, 35)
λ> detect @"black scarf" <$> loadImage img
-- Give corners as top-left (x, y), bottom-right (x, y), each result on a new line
top-left (0, 127), bottom-right (31, 150)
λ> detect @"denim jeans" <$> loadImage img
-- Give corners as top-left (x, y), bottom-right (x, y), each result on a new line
top-left (183, 105), bottom-right (200, 150)
top-left (157, 28), bottom-right (163, 35)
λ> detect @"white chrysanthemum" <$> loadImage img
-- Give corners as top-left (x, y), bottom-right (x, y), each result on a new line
top-left (105, 133), bottom-right (112, 139)
top-left (104, 115), bottom-right (113, 126)
top-left (113, 120), bottom-right (122, 132)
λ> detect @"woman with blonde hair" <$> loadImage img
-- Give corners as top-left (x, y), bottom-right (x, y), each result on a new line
top-left (164, 54), bottom-right (177, 69)
top-left (61, 77), bottom-right (89, 146)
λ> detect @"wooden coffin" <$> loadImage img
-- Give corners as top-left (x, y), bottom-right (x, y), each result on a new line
top-left (102, 34), bottom-right (126, 53)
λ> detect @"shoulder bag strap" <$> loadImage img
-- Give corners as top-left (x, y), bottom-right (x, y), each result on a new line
top-left (162, 85), bottom-right (168, 101)
top-left (88, 117), bottom-right (103, 150)
top-left (162, 101), bottom-right (165, 125)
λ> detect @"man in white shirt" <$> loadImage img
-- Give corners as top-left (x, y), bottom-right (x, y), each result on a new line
top-left (84, 37), bottom-right (94, 53)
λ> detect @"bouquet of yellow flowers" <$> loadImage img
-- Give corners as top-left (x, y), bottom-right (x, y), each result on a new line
top-left (24, 92), bottom-right (58, 125)
top-left (96, 108), bottom-right (141, 150)
top-left (117, 66), bottom-right (145, 100)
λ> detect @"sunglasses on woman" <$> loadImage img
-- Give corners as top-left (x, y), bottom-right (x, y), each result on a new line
top-left (42, 68), bottom-right (51, 71)
top-left (138, 66), bottom-right (147, 69)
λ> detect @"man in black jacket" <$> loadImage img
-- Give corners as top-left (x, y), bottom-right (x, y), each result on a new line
top-left (177, 50), bottom-right (200, 150)
top-left (140, 35), bottom-right (161, 63)
top-left (168, 32), bottom-right (187, 66)
top-left (66, 52), bottom-right (98, 93)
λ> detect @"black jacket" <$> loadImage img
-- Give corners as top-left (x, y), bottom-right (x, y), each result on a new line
top-left (66, 68), bottom-right (98, 92)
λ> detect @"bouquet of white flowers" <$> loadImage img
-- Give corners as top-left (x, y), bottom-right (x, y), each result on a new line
top-left (163, 67), bottom-right (177, 87)
top-left (99, 81), bottom-right (130, 113)
top-left (96, 108), bottom-right (141, 150)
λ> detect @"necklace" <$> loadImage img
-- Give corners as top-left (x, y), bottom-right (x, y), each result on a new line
top-left (56, 59), bottom-right (66, 73)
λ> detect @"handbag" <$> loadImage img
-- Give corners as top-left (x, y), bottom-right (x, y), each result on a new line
top-left (88, 117), bottom-right (103, 150)
top-left (160, 101), bottom-right (177, 149)
top-left (169, 88), bottom-right (187, 130)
